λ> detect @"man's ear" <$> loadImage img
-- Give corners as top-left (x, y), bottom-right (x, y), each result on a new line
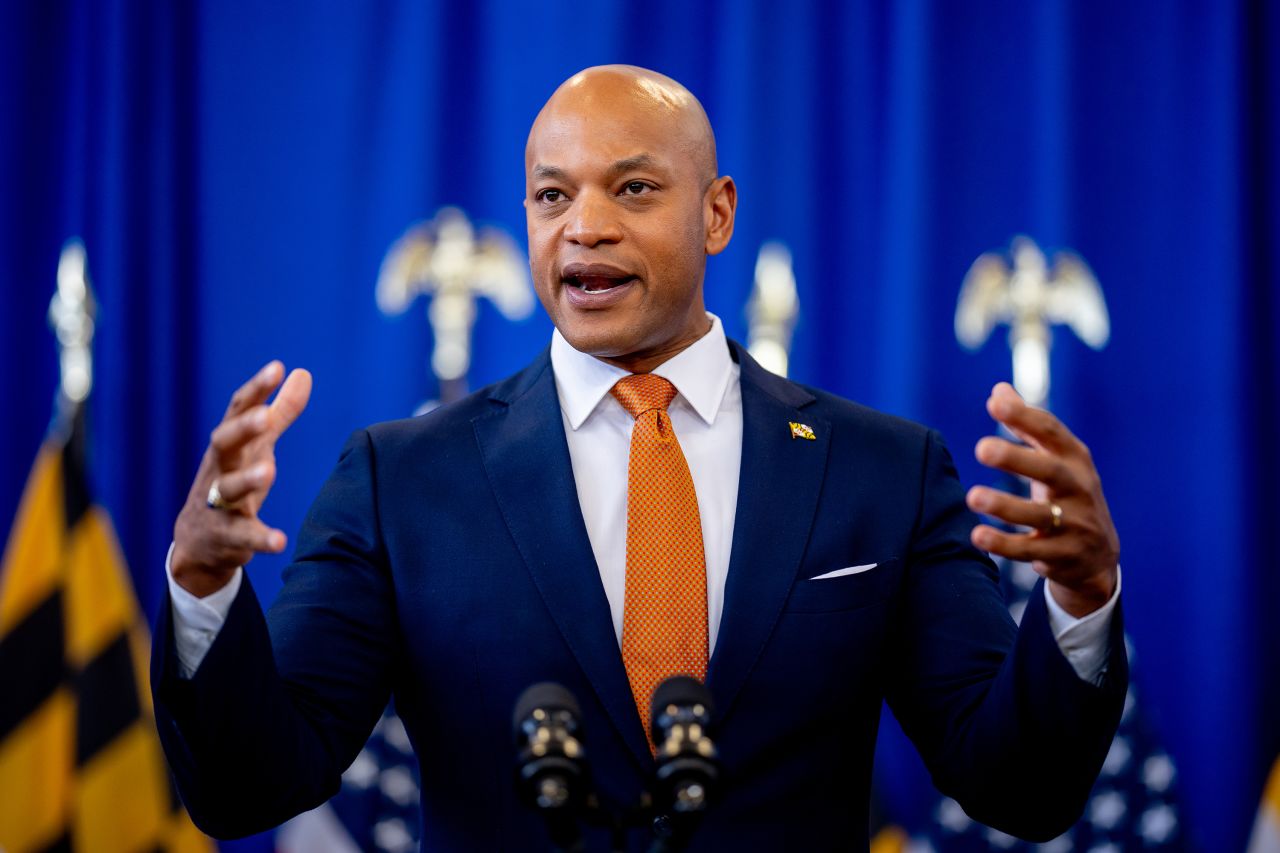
top-left (704, 176), bottom-right (737, 256)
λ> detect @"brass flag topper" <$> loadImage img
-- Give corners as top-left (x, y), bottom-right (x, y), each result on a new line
top-left (955, 236), bottom-right (1109, 408)
top-left (377, 207), bottom-right (533, 405)
top-left (48, 239), bottom-right (96, 409)
top-left (746, 241), bottom-right (799, 378)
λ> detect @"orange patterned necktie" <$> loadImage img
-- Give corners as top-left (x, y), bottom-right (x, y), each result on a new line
top-left (611, 374), bottom-right (709, 741)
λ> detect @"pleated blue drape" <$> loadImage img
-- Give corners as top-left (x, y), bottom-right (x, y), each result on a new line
top-left (2, 1), bottom-right (1276, 847)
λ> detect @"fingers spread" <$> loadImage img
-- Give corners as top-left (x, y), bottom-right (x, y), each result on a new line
top-left (974, 437), bottom-right (1076, 492)
top-left (224, 360), bottom-right (284, 419)
top-left (213, 517), bottom-right (287, 561)
top-left (967, 486), bottom-right (1059, 530)
top-left (210, 405), bottom-right (271, 465)
top-left (174, 493), bottom-right (288, 574)
top-left (213, 461), bottom-right (275, 505)
top-left (268, 368), bottom-right (313, 438)
top-left (970, 524), bottom-right (1072, 563)
top-left (986, 383), bottom-right (1083, 457)
top-left (233, 518), bottom-right (288, 554)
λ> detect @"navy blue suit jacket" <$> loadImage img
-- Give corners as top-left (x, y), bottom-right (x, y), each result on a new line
top-left (153, 342), bottom-right (1127, 851)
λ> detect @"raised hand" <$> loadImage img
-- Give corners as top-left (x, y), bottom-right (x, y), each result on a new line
top-left (965, 382), bottom-right (1120, 618)
top-left (171, 361), bottom-right (313, 597)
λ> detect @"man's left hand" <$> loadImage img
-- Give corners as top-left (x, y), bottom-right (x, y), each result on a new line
top-left (966, 382), bottom-right (1120, 618)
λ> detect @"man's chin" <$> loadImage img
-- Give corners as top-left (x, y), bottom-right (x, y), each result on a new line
top-left (556, 322), bottom-right (641, 360)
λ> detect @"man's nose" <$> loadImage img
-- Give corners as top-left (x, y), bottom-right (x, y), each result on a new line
top-left (564, 190), bottom-right (622, 247)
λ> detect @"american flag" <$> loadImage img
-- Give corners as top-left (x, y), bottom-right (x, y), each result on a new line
top-left (918, 541), bottom-right (1191, 851)
top-left (277, 705), bottom-right (423, 853)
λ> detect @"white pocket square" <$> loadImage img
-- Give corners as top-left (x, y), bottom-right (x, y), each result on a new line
top-left (810, 563), bottom-right (878, 581)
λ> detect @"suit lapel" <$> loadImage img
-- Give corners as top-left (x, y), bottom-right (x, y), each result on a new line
top-left (708, 343), bottom-right (830, 724)
top-left (471, 352), bottom-right (652, 769)
top-left (471, 344), bottom-right (829, 761)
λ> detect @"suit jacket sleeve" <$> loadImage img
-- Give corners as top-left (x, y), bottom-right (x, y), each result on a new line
top-left (152, 429), bottom-right (397, 839)
top-left (884, 429), bottom-right (1128, 841)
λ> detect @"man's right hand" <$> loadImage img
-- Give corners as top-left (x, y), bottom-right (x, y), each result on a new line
top-left (171, 360), bottom-right (313, 597)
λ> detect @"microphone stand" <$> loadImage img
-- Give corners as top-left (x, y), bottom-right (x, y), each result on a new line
top-left (542, 790), bottom-right (704, 853)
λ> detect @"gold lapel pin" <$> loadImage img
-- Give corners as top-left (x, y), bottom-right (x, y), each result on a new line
top-left (789, 422), bottom-right (816, 441)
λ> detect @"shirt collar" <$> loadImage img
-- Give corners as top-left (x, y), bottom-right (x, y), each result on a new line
top-left (550, 313), bottom-right (735, 430)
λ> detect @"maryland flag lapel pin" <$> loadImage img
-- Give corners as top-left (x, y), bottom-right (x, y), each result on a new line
top-left (789, 422), bottom-right (816, 440)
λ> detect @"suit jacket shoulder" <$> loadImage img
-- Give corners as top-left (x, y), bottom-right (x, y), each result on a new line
top-left (362, 346), bottom-right (553, 454)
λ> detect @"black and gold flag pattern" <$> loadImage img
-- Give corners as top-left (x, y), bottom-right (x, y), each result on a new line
top-left (0, 412), bottom-right (211, 852)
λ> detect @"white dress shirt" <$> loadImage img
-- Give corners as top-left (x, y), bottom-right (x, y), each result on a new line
top-left (168, 313), bottom-right (1118, 682)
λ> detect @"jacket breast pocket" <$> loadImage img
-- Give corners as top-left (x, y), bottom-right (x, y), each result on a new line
top-left (783, 558), bottom-right (899, 613)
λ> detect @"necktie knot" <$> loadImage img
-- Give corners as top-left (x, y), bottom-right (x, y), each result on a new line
top-left (611, 374), bottom-right (678, 420)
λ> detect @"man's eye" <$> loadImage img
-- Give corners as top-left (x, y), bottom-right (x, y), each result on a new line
top-left (537, 189), bottom-right (564, 203)
top-left (622, 182), bottom-right (651, 195)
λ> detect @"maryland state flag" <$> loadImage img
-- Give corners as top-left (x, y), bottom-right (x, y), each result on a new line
top-left (0, 407), bottom-right (211, 852)
top-left (1250, 756), bottom-right (1280, 852)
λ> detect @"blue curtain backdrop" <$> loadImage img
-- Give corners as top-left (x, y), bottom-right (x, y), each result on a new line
top-left (2, 1), bottom-right (1276, 848)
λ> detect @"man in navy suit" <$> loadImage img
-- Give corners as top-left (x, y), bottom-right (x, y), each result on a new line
top-left (155, 66), bottom-right (1126, 850)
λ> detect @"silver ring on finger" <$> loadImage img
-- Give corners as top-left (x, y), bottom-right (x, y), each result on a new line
top-left (207, 480), bottom-right (234, 511)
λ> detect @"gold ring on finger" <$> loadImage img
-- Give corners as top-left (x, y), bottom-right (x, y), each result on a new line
top-left (206, 480), bottom-right (234, 511)
top-left (1046, 502), bottom-right (1063, 532)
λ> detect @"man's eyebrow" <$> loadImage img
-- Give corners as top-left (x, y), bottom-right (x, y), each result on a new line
top-left (531, 164), bottom-right (570, 182)
top-left (530, 156), bottom-right (662, 184)
top-left (606, 155), bottom-right (659, 177)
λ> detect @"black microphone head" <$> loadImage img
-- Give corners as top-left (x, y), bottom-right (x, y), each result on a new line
top-left (513, 681), bottom-right (581, 736)
top-left (511, 682), bottom-right (590, 843)
top-left (650, 676), bottom-right (719, 815)
top-left (650, 675), bottom-right (713, 737)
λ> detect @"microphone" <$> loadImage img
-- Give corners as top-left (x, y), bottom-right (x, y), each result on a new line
top-left (649, 676), bottom-right (720, 821)
top-left (513, 682), bottom-right (589, 852)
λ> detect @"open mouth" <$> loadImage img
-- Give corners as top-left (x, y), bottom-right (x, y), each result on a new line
top-left (560, 262), bottom-right (638, 306)
top-left (564, 274), bottom-right (637, 293)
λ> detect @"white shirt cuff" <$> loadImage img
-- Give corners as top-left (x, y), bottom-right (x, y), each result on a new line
top-left (165, 542), bottom-right (242, 678)
top-left (1043, 565), bottom-right (1122, 686)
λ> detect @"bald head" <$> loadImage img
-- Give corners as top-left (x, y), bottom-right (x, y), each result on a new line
top-left (527, 65), bottom-right (718, 185)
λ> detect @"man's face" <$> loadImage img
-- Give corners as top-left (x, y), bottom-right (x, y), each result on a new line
top-left (524, 74), bottom-right (734, 369)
